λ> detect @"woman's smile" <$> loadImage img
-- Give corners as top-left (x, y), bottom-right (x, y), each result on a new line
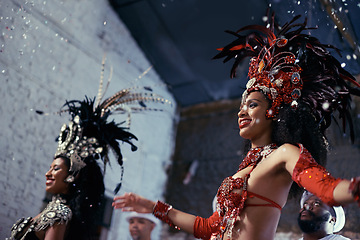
top-left (45, 157), bottom-right (70, 194)
top-left (237, 91), bottom-right (273, 146)
top-left (238, 118), bottom-right (251, 128)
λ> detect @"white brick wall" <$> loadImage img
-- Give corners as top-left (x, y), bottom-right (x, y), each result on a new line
top-left (0, 0), bottom-right (177, 239)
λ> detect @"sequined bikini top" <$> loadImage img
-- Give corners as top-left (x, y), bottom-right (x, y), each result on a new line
top-left (214, 143), bottom-right (279, 239)
top-left (8, 195), bottom-right (72, 240)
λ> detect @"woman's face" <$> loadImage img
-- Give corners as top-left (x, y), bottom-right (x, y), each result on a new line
top-left (45, 157), bottom-right (70, 195)
top-left (237, 91), bottom-right (273, 145)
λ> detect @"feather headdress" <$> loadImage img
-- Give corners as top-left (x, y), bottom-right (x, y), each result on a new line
top-left (39, 59), bottom-right (172, 193)
top-left (213, 13), bottom-right (360, 140)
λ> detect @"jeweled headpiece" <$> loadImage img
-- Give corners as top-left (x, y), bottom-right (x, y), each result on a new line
top-left (39, 60), bottom-right (172, 192)
top-left (214, 13), bottom-right (360, 137)
top-left (244, 37), bottom-right (303, 118)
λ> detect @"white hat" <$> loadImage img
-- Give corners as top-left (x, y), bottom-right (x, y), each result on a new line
top-left (300, 191), bottom-right (345, 233)
top-left (125, 212), bottom-right (159, 226)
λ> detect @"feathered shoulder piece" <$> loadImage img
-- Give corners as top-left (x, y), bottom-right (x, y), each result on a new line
top-left (213, 12), bottom-right (360, 140)
top-left (39, 59), bottom-right (172, 193)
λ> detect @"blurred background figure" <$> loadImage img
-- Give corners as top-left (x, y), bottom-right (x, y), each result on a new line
top-left (126, 212), bottom-right (158, 240)
top-left (298, 191), bottom-right (350, 240)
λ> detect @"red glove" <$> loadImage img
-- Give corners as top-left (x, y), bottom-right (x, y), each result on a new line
top-left (193, 211), bottom-right (222, 240)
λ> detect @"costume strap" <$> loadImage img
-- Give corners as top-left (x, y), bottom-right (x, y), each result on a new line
top-left (246, 191), bottom-right (282, 210)
top-left (292, 144), bottom-right (342, 206)
top-left (33, 195), bottom-right (72, 232)
top-left (152, 201), bottom-right (180, 230)
top-left (349, 177), bottom-right (360, 207)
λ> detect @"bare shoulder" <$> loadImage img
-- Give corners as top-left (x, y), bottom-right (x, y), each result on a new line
top-left (273, 143), bottom-right (301, 163)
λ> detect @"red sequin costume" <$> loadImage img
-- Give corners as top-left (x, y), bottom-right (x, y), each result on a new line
top-left (192, 143), bottom-right (342, 240)
top-left (292, 144), bottom-right (342, 206)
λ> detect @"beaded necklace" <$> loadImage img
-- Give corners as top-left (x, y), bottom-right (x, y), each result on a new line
top-left (238, 143), bottom-right (278, 171)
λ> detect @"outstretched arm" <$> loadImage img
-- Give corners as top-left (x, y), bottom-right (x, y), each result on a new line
top-left (281, 143), bottom-right (358, 206)
top-left (112, 192), bottom-right (197, 234)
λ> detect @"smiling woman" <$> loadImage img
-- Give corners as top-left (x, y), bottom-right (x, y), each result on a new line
top-left (7, 79), bottom-right (172, 239)
top-left (45, 158), bottom-right (70, 195)
top-left (237, 91), bottom-right (272, 144)
top-left (112, 13), bottom-right (360, 240)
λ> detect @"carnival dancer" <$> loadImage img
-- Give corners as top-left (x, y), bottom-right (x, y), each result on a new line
top-left (112, 14), bottom-right (360, 240)
top-left (8, 66), bottom-right (170, 239)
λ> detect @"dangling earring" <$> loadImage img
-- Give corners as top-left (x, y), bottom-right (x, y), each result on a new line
top-left (64, 175), bottom-right (74, 183)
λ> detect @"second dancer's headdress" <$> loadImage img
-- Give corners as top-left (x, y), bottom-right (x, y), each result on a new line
top-left (39, 61), bottom-right (172, 193)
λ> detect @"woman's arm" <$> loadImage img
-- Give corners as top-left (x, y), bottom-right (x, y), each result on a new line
top-left (282, 143), bottom-right (357, 205)
top-left (333, 179), bottom-right (358, 205)
top-left (44, 223), bottom-right (67, 240)
top-left (112, 192), bottom-right (197, 233)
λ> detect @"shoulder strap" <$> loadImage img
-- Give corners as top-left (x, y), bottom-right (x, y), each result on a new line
top-left (34, 198), bottom-right (72, 231)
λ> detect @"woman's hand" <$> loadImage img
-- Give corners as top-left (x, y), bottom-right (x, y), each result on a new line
top-left (112, 192), bottom-right (156, 213)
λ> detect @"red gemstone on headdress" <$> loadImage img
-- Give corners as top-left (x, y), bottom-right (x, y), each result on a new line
top-left (291, 72), bottom-right (301, 84)
top-left (291, 88), bottom-right (301, 99)
top-left (258, 60), bottom-right (265, 72)
top-left (277, 38), bottom-right (288, 47)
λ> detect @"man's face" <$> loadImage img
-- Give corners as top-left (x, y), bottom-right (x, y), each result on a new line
top-left (128, 217), bottom-right (155, 240)
top-left (297, 195), bottom-right (333, 233)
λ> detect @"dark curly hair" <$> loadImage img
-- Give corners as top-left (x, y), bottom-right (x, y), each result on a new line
top-left (62, 156), bottom-right (105, 240)
top-left (272, 103), bottom-right (328, 198)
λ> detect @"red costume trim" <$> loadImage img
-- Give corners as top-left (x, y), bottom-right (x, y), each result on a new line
top-left (152, 201), bottom-right (180, 230)
top-left (246, 191), bottom-right (282, 210)
top-left (193, 192), bottom-right (281, 240)
top-left (292, 144), bottom-right (342, 206)
top-left (194, 144), bottom-right (279, 240)
top-left (193, 212), bottom-right (222, 240)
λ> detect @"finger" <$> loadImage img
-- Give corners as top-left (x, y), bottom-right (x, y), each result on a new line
top-left (113, 194), bottom-right (129, 201)
top-left (112, 199), bottom-right (128, 209)
top-left (121, 207), bottom-right (134, 212)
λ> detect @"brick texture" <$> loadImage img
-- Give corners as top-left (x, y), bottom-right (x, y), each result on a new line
top-left (0, 1), bottom-right (177, 239)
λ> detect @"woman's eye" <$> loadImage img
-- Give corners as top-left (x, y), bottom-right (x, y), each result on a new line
top-left (54, 167), bottom-right (60, 171)
top-left (249, 102), bottom-right (257, 108)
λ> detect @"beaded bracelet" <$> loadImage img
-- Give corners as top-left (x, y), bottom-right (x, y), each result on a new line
top-left (152, 201), bottom-right (180, 230)
top-left (349, 177), bottom-right (360, 207)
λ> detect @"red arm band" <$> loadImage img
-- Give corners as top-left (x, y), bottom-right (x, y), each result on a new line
top-left (193, 211), bottom-right (222, 240)
top-left (292, 144), bottom-right (342, 206)
top-left (152, 201), bottom-right (180, 230)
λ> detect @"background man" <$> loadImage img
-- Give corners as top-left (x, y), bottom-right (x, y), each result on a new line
top-left (126, 212), bottom-right (158, 240)
top-left (298, 191), bottom-right (350, 240)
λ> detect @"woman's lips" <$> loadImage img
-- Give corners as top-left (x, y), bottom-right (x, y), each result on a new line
top-left (46, 179), bottom-right (54, 185)
top-left (239, 119), bottom-right (251, 128)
